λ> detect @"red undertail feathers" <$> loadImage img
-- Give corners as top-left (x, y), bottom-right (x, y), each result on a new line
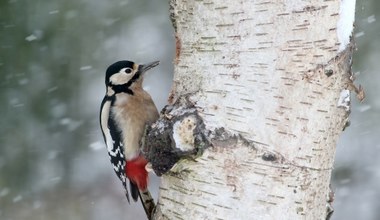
top-left (125, 155), bottom-right (149, 190)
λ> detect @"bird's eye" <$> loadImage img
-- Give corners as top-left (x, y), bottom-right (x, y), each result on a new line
top-left (124, 68), bottom-right (132, 74)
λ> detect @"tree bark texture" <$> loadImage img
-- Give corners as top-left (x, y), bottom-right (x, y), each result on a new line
top-left (146, 1), bottom-right (356, 219)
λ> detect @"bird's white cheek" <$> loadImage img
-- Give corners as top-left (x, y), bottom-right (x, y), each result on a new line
top-left (110, 73), bottom-right (131, 85)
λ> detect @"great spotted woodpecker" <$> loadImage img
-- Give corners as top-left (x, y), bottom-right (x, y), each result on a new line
top-left (99, 60), bottom-right (159, 217)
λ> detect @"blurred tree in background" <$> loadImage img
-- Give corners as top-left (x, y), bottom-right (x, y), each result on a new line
top-left (0, 0), bottom-right (173, 219)
top-left (0, 0), bottom-right (379, 219)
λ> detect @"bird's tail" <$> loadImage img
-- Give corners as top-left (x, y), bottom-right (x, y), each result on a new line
top-left (126, 155), bottom-right (156, 219)
top-left (139, 189), bottom-right (155, 219)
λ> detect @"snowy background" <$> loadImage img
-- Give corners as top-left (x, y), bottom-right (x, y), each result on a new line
top-left (0, 0), bottom-right (378, 219)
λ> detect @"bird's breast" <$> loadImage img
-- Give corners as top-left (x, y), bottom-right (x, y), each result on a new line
top-left (111, 92), bottom-right (155, 160)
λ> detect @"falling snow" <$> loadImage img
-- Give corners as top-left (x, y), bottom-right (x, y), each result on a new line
top-left (367, 15), bottom-right (376, 23)
top-left (9, 98), bottom-right (24, 108)
top-left (0, 188), bottom-right (10, 197)
top-left (33, 200), bottom-right (42, 209)
top-left (357, 105), bottom-right (371, 113)
top-left (89, 141), bottom-right (104, 151)
top-left (49, 177), bottom-right (62, 182)
top-left (47, 86), bottom-right (58, 93)
top-left (12, 195), bottom-right (23, 203)
top-left (355, 31), bottom-right (365, 38)
top-left (49, 10), bottom-right (59, 14)
top-left (59, 118), bottom-right (83, 131)
top-left (80, 66), bottom-right (92, 71)
top-left (25, 34), bottom-right (37, 42)
top-left (18, 78), bottom-right (29, 85)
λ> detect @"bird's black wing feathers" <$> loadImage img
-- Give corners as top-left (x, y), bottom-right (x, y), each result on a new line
top-left (106, 111), bottom-right (130, 201)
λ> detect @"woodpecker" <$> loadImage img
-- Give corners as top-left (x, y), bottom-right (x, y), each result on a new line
top-left (99, 60), bottom-right (159, 217)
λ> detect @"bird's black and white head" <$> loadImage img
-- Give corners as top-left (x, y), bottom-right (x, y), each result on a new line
top-left (104, 60), bottom-right (159, 96)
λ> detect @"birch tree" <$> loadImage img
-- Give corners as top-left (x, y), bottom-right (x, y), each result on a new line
top-left (144, 0), bottom-right (359, 219)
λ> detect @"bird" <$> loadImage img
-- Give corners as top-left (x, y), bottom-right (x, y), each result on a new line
top-left (99, 60), bottom-right (160, 218)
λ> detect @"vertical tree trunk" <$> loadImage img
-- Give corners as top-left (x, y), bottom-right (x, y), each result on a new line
top-left (149, 0), bottom-right (356, 219)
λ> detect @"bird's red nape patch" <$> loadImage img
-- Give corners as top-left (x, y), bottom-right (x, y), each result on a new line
top-left (125, 155), bottom-right (149, 190)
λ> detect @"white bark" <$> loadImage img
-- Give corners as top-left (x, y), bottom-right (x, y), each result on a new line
top-left (152, 0), bottom-right (355, 219)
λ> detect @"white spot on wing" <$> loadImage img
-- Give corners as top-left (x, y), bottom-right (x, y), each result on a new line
top-left (100, 101), bottom-right (114, 152)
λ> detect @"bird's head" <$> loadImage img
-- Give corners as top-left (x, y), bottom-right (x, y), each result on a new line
top-left (104, 60), bottom-right (159, 95)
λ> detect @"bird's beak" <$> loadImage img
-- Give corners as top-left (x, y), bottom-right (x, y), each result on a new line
top-left (139, 61), bottom-right (160, 74)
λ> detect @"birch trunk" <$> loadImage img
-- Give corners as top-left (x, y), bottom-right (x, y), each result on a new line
top-left (147, 0), bottom-right (356, 219)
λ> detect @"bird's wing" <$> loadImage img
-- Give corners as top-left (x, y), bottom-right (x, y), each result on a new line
top-left (100, 97), bottom-right (130, 202)
top-left (107, 111), bottom-right (131, 202)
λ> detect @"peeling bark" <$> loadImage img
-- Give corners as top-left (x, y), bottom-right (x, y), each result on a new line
top-left (145, 0), bottom-right (356, 219)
